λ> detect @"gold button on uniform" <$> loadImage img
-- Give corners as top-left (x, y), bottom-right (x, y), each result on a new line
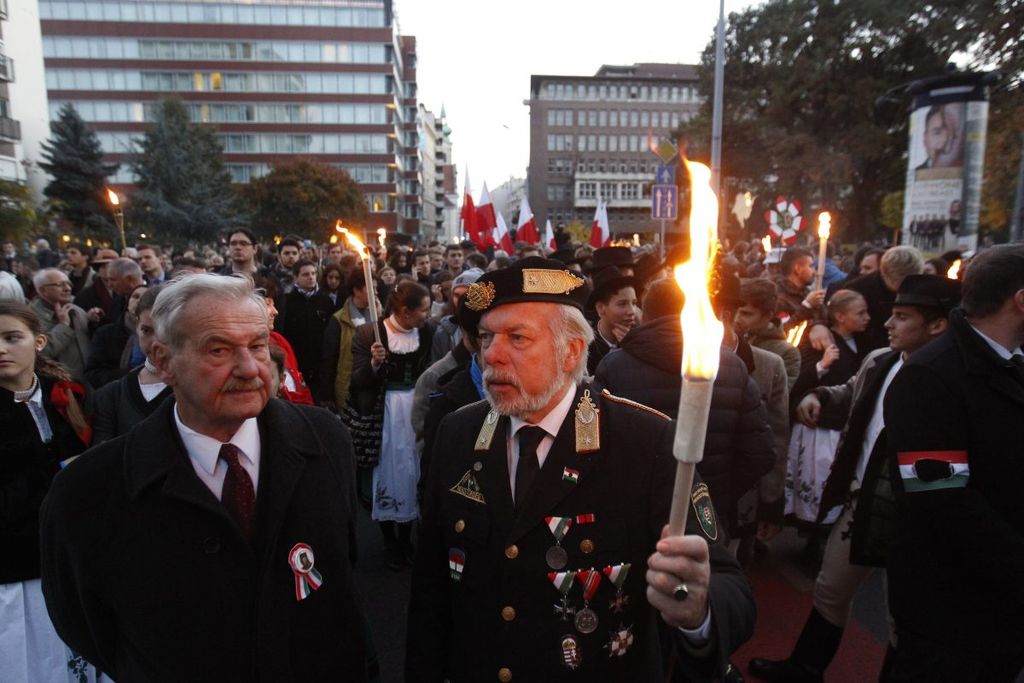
top-left (498, 667), bottom-right (513, 682)
top-left (501, 606), bottom-right (516, 621)
top-left (454, 519), bottom-right (466, 533)
top-left (505, 545), bottom-right (519, 559)
top-left (579, 539), bottom-right (595, 554)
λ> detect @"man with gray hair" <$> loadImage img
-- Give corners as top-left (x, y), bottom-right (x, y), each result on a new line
top-left (29, 268), bottom-right (92, 381)
top-left (407, 257), bottom-right (755, 682)
top-left (106, 257), bottom-right (145, 298)
top-left (40, 273), bottom-right (369, 680)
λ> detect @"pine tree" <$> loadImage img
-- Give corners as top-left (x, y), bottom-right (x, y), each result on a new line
top-left (130, 98), bottom-right (239, 242)
top-left (38, 103), bottom-right (118, 235)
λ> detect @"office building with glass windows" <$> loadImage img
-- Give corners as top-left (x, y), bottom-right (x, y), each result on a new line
top-left (527, 63), bottom-right (702, 235)
top-left (40, 0), bottom-right (423, 233)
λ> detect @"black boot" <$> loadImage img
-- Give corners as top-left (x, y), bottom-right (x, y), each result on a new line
top-left (748, 608), bottom-right (843, 682)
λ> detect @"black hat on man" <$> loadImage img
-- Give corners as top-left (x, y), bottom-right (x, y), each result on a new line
top-left (587, 267), bottom-right (638, 308)
top-left (894, 274), bottom-right (961, 315)
top-left (586, 246), bottom-right (634, 274)
top-left (458, 256), bottom-right (587, 332)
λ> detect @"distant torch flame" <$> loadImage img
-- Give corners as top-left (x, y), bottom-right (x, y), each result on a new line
top-left (377, 227), bottom-right (386, 248)
top-left (947, 259), bottom-right (961, 279)
top-left (107, 189), bottom-right (120, 206)
top-left (674, 159), bottom-right (724, 381)
top-left (334, 220), bottom-right (348, 235)
top-left (817, 211), bottom-right (831, 240)
top-left (761, 235), bottom-right (772, 253)
top-left (786, 320), bottom-right (809, 347)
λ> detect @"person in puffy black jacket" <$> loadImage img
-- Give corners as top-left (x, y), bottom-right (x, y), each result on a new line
top-left (593, 278), bottom-right (776, 533)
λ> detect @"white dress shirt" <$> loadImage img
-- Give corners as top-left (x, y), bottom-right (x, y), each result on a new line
top-left (506, 383), bottom-right (577, 502)
top-left (174, 404), bottom-right (261, 501)
top-left (970, 324), bottom-right (1022, 361)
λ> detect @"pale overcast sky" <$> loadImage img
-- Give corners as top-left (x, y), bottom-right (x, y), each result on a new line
top-left (394, 0), bottom-right (759, 197)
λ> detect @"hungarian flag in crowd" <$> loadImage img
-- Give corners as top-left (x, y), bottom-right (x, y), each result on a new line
top-left (460, 170), bottom-right (480, 244)
top-left (493, 211), bottom-right (514, 253)
top-left (474, 182), bottom-right (497, 251)
top-left (516, 196), bottom-right (539, 244)
top-left (545, 219), bottom-right (556, 251)
top-left (589, 199), bottom-right (610, 248)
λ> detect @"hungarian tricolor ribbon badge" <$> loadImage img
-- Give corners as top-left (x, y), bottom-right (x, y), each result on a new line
top-left (288, 543), bottom-right (324, 601)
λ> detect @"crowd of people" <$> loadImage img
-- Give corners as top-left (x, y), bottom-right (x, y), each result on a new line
top-left (0, 228), bottom-right (1021, 682)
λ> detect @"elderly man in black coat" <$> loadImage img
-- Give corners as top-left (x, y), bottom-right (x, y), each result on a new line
top-left (408, 258), bottom-right (756, 683)
top-left (883, 244), bottom-right (1024, 682)
top-left (40, 274), bottom-right (368, 682)
top-left (594, 277), bottom-right (776, 535)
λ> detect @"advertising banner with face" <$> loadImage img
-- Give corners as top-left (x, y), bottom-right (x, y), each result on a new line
top-left (901, 74), bottom-right (990, 254)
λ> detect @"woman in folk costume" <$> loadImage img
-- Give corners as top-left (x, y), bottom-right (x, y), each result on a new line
top-left (0, 302), bottom-right (98, 682)
top-left (785, 290), bottom-right (869, 527)
top-left (350, 280), bottom-right (433, 570)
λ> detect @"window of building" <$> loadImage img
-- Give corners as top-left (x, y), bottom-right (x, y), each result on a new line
top-left (587, 111), bottom-right (596, 127)
top-left (640, 111), bottom-right (649, 127)
top-left (609, 110), bottom-right (618, 127)
top-left (598, 110), bottom-right (606, 127)
top-left (630, 111), bottom-right (639, 127)
top-left (621, 183), bottom-right (638, 200)
top-left (600, 182), bottom-right (616, 200)
top-left (579, 182), bottom-right (596, 199)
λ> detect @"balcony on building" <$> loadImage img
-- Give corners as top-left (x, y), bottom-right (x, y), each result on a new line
top-left (0, 115), bottom-right (20, 142)
top-left (0, 0), bottom-right (7, 21)
top-left (0, 54), bottom-right (13, 82)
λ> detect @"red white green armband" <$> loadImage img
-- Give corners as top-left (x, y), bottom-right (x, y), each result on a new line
top-left (897, 451), bottom-right (969, 492)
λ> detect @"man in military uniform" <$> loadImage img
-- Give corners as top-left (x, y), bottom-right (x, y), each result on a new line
top-left (883, 244), bottom-right (1024, 681)
top-left (407, 257), bottom-right (755, 682)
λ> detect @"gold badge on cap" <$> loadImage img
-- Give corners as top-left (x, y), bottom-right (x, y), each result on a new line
top-left (523, 269), bottom-right (584, 295)
top-left (464, 281), bottom-right (496, 311)
top-left (575, 390), bottom-right (600, 454)
top-left (475, 410), bottom-right (500, 451)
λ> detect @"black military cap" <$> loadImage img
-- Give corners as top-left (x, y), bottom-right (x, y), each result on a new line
top-left (585, 246), bottom-right (634, 274)
top-left (587, 267), bottom-right (639, 308)
top-left (894, 274), bottom-right (961, 314)
top-left (457, 256), bottom-right (587, 331)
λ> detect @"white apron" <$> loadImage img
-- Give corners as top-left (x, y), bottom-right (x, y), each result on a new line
top-left (372, 388), bottom-right (419, 522)
top-left (784, 424), bottom-right (842, 525)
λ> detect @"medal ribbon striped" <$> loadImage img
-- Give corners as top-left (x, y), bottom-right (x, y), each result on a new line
top-left (548, 570), bottom-right (577, 596)
top-left (575, 513), bottom-right (595, 524)
top-left (575, 569), bottom-right (602, 602)
top-left (546, 516), bottom-right (573, 544)
top-left (602, 563), bottom-right (630, 590)
top-left (294, 567), bottom-right (323, 601)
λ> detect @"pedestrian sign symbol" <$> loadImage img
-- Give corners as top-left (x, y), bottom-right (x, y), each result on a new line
top-left (651, 185), bottom-right (678, 220)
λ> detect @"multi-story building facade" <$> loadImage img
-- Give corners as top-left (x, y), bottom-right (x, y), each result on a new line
top-left (39, 0), bottom-right (422, 233)
top-left (417, 102), bottom-right (457, 240)
top-left (527, 63), bottom-right (702, 235)
top-left (0, 0), bottom-right (22, 182)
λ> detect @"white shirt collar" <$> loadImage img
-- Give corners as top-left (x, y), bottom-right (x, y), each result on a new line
top-left (509, 382), bottom-right (578, 439)
top-left (969, 324), bottom-right (1019, 361)
top-left (173, 403), bottom-right (260, 476)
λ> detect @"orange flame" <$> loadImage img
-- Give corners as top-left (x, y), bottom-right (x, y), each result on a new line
top-left (376, 227), bottom-right (386, 248)
top-left (345, 231), bottom-right (370, 262)
top-left (335, 220), bottom-right (348, 235)
top-left (761, 235), bottom-right (772, 253)
top-left (947, 259), bottom-right (961, 279)
top-left (107, 189), bottom-right (120, 206)
top-left (786, 320), bottom-right (809, 347)
top-left (674, 160), bottom-right (724, 380)
top-left (817, 211), bottom-right (831, 240)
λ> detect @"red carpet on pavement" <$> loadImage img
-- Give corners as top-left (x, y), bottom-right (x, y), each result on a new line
top-left (734, 572), bottom-right (886, 682)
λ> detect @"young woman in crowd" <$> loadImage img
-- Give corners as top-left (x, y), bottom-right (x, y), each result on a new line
top-left (0, 302), bottom-right (96, 681)
top-left (350, 280), bottom-right (433, 570)
top-left (320, 262), bottom-right (347, 312)
top-left (91, 285), bottom-right (173, 443)
top-left (785, 290), bottom-right (870, 530)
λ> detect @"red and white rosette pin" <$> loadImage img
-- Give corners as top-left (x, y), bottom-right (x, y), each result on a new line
top-left (764, 196), bottom-right (804, 245)
top-left (288, 543), bottom-right (324, 601)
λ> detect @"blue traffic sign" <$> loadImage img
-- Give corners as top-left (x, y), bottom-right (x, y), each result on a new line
top-left (651, 185), bottom-right (678, 220)
top-left (655, 165), bottom-right (676, 185)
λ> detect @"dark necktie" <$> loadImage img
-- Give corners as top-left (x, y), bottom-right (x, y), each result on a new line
top-left (514, 426), bottom-right (547, 512)
top-left (1011, 354), bottom-right (1024, 382)
top-left (219, 443), bottom-right (256, 541)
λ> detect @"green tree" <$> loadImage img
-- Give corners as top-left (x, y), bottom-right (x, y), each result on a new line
top-left (242, 159), bottom-right (367, 241)
top-left (38, 103), bottom-right (118, 236)
top-left (130, 98), bottom-right (239, 243)
top-left (677, 0), bottom-right (1014, 243)
top-left (0, 180), bottom-right (41, 242)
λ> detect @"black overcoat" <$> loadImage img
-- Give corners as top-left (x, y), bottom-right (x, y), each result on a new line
top-left (883, 309), bottom-right (1024, 679)
top-left (407, 383), bottom-right (756, 682)
top-left (40, 397), bottom-right (368, 682)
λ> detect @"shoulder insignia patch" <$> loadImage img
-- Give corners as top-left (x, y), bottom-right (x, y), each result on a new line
top-left (575, 390), bottom-right (601, 454)
top-left (475, 410), bottom-right (500, 451)
top-left (449, 470), bottom-right (486, 504)
top-left (690, 483), bottom-right (718, 541)
top-left (600, 389), bottom-right (671, 421)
